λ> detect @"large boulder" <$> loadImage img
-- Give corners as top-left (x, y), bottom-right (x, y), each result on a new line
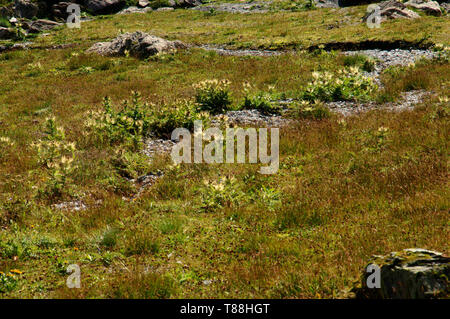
top-left (14, 0), bottom-right (39, 19)
top-left (86, 31), bottom-right (187, 59)
top-left (353, 249), bottom-right (450, 299)
top-left (363, 0), bottom-right (420, 21)
top-left (405, 0), bottom-right (443, 16)
top-left (85, 0), bottom-right (125, 14)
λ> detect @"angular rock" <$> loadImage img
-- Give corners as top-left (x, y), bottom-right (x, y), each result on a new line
top-left (85, 0), bottom-right (125, 14)
top-left (117, 6), bottom-right (152, 14)
top-left (14, 0), bottom-right (39, 19)
top-left (405, 0), bottom-right (442, 16)
top-left (156, 6), bottom-right (174, 11)
top-left (0, 27), bottom-right (15, 40)
top-left (137, 0), bottom-right (149, 7)
top-left (353, 248), bottom-right (450, 299)
top-left (174, 0), bottom-right (202, 8)
top-left (22, 19), bottom-right (62, 33)
top-left (86, 31), bottom-right (187, 59)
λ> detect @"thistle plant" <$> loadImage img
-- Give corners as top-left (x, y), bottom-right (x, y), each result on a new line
top-left (302, 67), bottom-right (377, 102)
top-left (32, 117), bottom-right (77, 197)
top-left (193, 79), bottom-right (232, 114)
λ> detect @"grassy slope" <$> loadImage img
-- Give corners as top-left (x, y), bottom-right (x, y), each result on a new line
top-left (0, 7), bottom-right (449, 298)
top-left (22, 8), bottom-right (450, 49)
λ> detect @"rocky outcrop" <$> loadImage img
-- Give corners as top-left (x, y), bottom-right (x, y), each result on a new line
top-left (86, 31), bottom-right (187, 58)
top-left (51, 2), bottom-right (73, 20)
top-left (353, 248), bottom-right (450, 299)
top-left (117, 6), bottom-right (152, 14)
top-left (405, 0), bottom-right (443, 16)
top-left (364, 0), bottom-right (420, 21)
top-left (14, 0), bottom-right (38, 19)
top-left (22, 19), bottom-right (62, 33)
top-left (85, 0), bottom-right (126, 15)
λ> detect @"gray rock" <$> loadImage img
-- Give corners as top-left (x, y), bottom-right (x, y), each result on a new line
top-left (137, 0), bottom-right (149, 7)
top-left (23, 19), bottom-right (62, 33)
top-left (405, 0), bottom-right (443, 16)
top-left (156, 6), bottom-right (174, 11)
top-left (14, 0), bottom-right (38, 19)
top-left (363, 0), bottom-right (420, 21)
top-left (86, 31), bottom-right (187, 58)
top-left (174, 0), bottom-right (202, 8)
top-left (353, 248), bottom-right (450, 298)
top-left (117, 6), bottom-right (152, 14)
top-left (86, 0), bottom-right (125, 14)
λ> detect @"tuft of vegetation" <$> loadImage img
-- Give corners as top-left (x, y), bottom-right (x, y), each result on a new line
top-left (343, 54), bottom-right (376, 73)
top-left (193, 79), bottom-right (232, 114)
top-left (301, 67), bottom-right (377, 102)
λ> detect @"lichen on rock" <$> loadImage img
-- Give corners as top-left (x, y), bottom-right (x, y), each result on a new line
top-left (352, 248), bottom-right (449, 299)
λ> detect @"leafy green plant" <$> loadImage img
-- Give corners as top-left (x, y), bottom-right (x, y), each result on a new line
top-left (199, 176), bottom-right (245, 212)
top-left (290, 101), bottom-right (330, 120)
top-left (32, 117), bottom-right (77, 198)
top-left (147, 99), bottom-right (210, 139)
top-left (194, 79), bottom-right (232, 114)
top-left (301, 68), bottom-right (377, 102)
top-left (240, 82), bottom-right (281, 114)
top-left (0, 16), bottom-right (11, 28)
top-left (0, 272), bottom-right (18, 293)
top-left (343, 54), bottom-right (376, 72)
top-left (85, 92), bottom-right (210, 144)
top-left (85, 92), bottom-right (148, 150)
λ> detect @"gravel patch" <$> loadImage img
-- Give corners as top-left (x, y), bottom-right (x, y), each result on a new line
top-left (143, 138), bottom-right (176, 159)
top-left (191, 1), bottom-right (271, 13)
top-left (342, 49), bottom-right (438, 84)
top-left (326, 90), bottom-right (430, 116)
top-left (216, 109), bottom-right (291, 127)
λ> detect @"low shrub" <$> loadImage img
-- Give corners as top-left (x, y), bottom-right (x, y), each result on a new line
top-left (240, 82), bottom-right (281, 114)
top-left (301, 67), bottom-right (377, 102)
top-left (194, 79), bottom-right (232, 114)
top-left (343, 54), bottom-right (376, 72)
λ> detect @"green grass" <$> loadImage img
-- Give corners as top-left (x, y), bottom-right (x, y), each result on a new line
top-left (0, 6), bottom-right (449, 299)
